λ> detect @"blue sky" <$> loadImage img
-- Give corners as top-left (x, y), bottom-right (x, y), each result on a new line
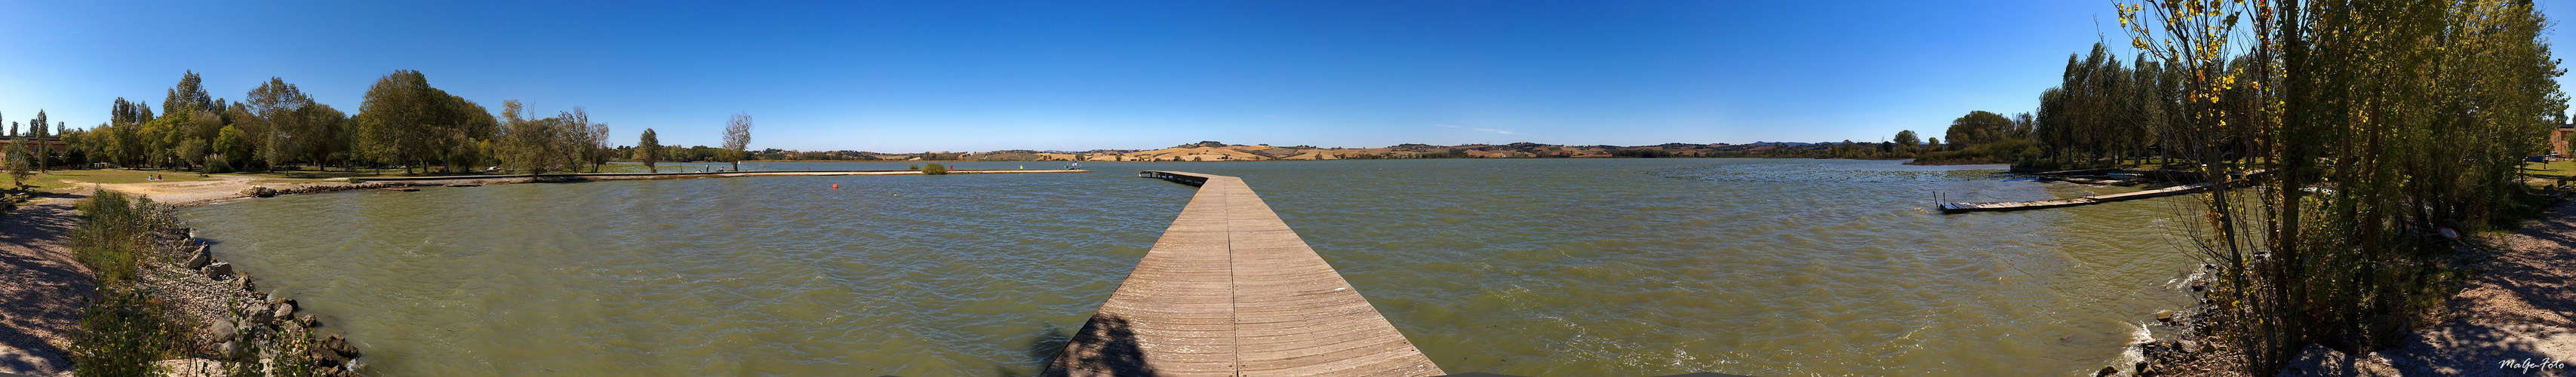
top-left (3, 1), bottom-right (2572, 152)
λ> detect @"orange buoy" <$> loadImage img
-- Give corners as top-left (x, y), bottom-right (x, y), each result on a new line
top-left (832, 184), bottom-right (840, 189)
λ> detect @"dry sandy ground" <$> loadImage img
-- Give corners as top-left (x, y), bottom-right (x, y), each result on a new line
top-left (0, 196), bottom-right (87, 377)
top-left (82, 175), bottom-right (276, 207)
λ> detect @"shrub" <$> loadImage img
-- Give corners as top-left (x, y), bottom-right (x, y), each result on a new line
top-left (921, 163), bottom-right (948, 175)
top-left (204, 154), bottom-right (234, 174)
top-left (4, 139), bottom-right (29, 188)
top-left (69, 190), bottom-right (164, 283)
top-left (68, 286), bottom-right (180, 377)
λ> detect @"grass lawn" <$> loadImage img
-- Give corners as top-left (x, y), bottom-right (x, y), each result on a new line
top-left (2523, 161), bottom-right (2576, 179)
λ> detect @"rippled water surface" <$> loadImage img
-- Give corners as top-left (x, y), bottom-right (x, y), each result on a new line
top-left (180, 159), bottom-right (2204, 375)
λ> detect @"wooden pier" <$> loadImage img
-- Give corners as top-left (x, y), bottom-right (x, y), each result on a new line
top-left (1941, 181), bottom-right (2221, 214)
top-left (1942, 169), bottom-right (2268, 214)
top-left (1045, 171), bottom-right (1443, 376)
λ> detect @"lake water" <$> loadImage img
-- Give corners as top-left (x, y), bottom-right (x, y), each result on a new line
top-left (179, 158), bottom-right (2204, 375)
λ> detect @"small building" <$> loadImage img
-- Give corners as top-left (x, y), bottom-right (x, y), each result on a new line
top-left (0, 136), bottom-right (69, 160)
top-left (2556, 124), bottom-right (2576, 155)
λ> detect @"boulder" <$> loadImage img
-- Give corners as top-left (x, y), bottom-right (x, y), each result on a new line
top-left (272, 302), bottom-right (296, 323)
top-left (184, 246), bottom-right (212, 269)
top-left (207, 320), bottom-right (238, 342)
top-left (2096, 366), bottom-right (2117, 376)
top-left (297, 314), bottom-right (318, 327)
top-left (201, 262), bottom-right (232, 278)
top-left (311, 345), bottom-right (349, 366)
top-left (2177, 339), bottom-right (2200, 353)
top-left (322, 334), bottom-right (360, 358)
top-left (247, 304), bottom-right (275, 326)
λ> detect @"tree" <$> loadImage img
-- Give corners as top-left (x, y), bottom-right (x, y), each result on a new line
top-left (498, 100), bottom-right (564, 173)
top-left (555, 107), bottom-right (611, 173)
top-left (636, 128), bottom-right (661, 173)
top-left (174, 139), bottom-right (207, 170)
top-left (1892, 130), bottom-right (1920, 151)
top-left (35, 121), bottom-right (54, 170)
top-left (722, 112), bottom-right (752, 172)
top-left (5, 137), bottom-right (29, 188)
top-left (353, 70), bottom-right (493, 173)
top-left (163, 71), bottom-right (215, 116)
top-left (213, 125), bottom-right (251, 169)
top-left (247, 78), bottom-right (314, 171)
top-left (2110, 0), bottom-right (2570, 372)
top-left (354, 71), bottom-right (441, 173)
top-left (1926, 137), bottom-right (1941, 151)
top-left (1944, 111), bottom-right (2016, 149)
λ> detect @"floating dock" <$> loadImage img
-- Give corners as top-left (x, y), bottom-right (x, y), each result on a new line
top-left (1044, 171), bottom-right (1443, 376)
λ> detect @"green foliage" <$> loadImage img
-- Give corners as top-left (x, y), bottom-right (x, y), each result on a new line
top-left (203, 154), bottom-right (233, 174)
top-left (1913, 138), bottom-right (2042, 164)
top-left (5, 138), bottom-right (30, 187)
top-left (636, 128), bottom-right (661, 173)
top-left (68, 286), bottom-right (179, 377)
top-left (352, 70), bottom-right (497, 173)
top-left (65, 189), bottom-right (183, 376)
top-left (69, 190), bottom-right (164, 283)
top-left (722, 113), bottom-right (752, 172)
top-left (2110, 0), bottom-right (2571, 372)
top-left (214, 125), bottom-right (250, 166)
top-left (1609, 149), bottom-right (1674, 158)
top-left (921, 163), bottom-right (948, 175)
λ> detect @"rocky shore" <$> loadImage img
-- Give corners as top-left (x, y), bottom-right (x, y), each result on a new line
top-left (238, 182), bottom-right (409, 200)
top-left (141, 225), bottom-right (366, 376)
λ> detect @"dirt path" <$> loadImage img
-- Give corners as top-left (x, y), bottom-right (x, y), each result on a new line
top-left (2287, 201), bottom-right (2576, 375)
top-left (2374, 201), bottom-right (2576, 375)
top-left (0, 195), bottom-right (90, 377)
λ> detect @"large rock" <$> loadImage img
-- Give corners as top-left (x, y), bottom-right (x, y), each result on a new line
top-left (246, 303), bottom-right (275, 326)
top-left (322, 334), bottom-right (361, 358)
top-left (310, 344), bottom-right (349, 367)
top-left (2276, 343), bottom-right (2398, 376)
top-left (271, 301), bottom-right (296, 323)
top-left (206, 320), bottom-right (238, 342)
top-left (184, 245), bottom-right (211, 269)
top-left (201, 262), bottom-right (232, 278)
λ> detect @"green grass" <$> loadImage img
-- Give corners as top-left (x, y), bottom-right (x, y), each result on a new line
top-left (2522, 160), bottom-right (2576, 179)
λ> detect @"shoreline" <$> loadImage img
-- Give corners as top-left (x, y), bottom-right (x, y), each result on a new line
top-left (2131, 200), bottom-right (2576, 376)
top-left (0, 167), bottom-right (1092, 375)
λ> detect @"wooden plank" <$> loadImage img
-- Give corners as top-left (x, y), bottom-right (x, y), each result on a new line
top-left (1047, 171), bottom-right (1443, 377)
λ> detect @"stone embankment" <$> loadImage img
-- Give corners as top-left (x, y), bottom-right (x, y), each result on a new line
top-left (239, 182), bottom-right (407, 199)
top-left (143, 225), bottom-right (364, 376)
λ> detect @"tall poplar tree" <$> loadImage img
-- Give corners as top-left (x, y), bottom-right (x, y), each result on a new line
top-left (636, 128), bottom-right (661, 173)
